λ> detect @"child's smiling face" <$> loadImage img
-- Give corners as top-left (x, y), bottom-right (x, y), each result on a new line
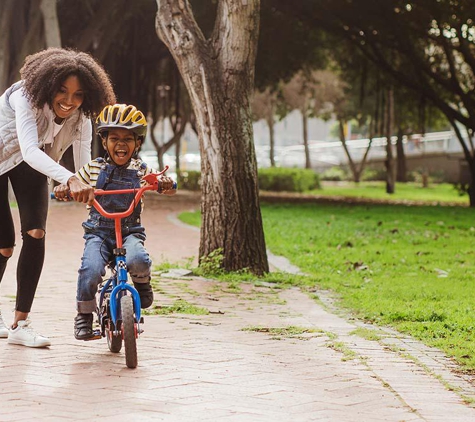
top-left (102, 128), bottom-right (138, 166)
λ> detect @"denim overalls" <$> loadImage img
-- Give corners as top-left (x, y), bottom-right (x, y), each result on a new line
top-left (76, 159), bottom-right (152, 313)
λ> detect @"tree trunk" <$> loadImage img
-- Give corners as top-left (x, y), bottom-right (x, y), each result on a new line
top-left (40, 0), bottom-right (61, 47)
top-left (267, 116), bottom-right (275, 167)
top-left (385, 89), bottom-right (395, 194)
top-left (468, 158), bottom-right (475, 207)
top-left (357, 117), bottom-right (375, 183)
top-left (338, 120), bottom-right (358, 182)
top-left (155, 0), bottom-right (268, 275)
top-left (338, 118), bottom-right (374, 183)
top-left (450, 118), bottom-right (475, 206)
top-left (302, 112), bottom-right (311, 169)
top-left (396, 127), bottom-right (407, 183)
top-left (158, 119), bottom-right (187, 169)
top-left (9, 1), bottom-right (45, 84)
top-left (0, 1), bottom-right (14, 92)
top-left (175, 134), bottom-right (181, 173)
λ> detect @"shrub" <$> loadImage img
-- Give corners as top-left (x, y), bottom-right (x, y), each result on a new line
top-left (320, 166), bottom-right (349, 181)
top-left (258, 167), bottom-right (320, 192)
top-left (177, 170), bottom-right (201, 191)
top-left (408, 169), bottom-right (447, 185)
top-left (177, 168), bottom-right (321, 193)
top-left (361, 167), bottom-right (386, 181)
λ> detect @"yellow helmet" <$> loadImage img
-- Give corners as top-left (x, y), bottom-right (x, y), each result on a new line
top-left (96, 104), bottom-right (147, 138)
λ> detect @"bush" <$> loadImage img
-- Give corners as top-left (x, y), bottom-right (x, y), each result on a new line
top-left (177, 168), bottom-right (320, 193)
top-left (320, 166), bottom-right (349, 181)
top-left (177, 170), bottom-right (201, 191)
top-left (406, 169), bottom-right (447, 184)
top-left (258, 167), bottom-right (320, 192)
top-left (361, 167), bottom-right (386, 181)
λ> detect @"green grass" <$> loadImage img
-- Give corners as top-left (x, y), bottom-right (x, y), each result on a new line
top-left (144, 299), bottom-right (209, 316)
top-left (241, 325), bottom-right (323, 341)
top-left (313, 181), bottom-right (467, 204)
top-left (350, 327), bottom-right (384, 342)
top-left (179, 197), bottom-right (475, 371)
top-left (179, 211), bottom-right (201, 227)
top-left (327, 340), bottom-right (359, 361)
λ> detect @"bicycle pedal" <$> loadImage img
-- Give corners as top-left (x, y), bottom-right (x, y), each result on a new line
top-left (85, 330), bottom-right (102, 341)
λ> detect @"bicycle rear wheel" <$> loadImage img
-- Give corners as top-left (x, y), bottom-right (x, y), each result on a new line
top-left (121, 295), bottom-right (138, 368)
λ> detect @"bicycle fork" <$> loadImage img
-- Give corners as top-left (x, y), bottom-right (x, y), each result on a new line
top-left (109, 248), bottom-right (142, 336)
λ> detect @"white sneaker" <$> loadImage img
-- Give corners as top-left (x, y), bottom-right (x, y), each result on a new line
top-left (8, 319), bottom-right (51, 347)
top-left (0, 310), bottom-right (8, 338)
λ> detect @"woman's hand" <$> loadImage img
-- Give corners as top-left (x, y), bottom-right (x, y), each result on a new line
top-left (67, 176), bottom-right (95, 205)
top-left (53, 183), bottom-right (71, 201)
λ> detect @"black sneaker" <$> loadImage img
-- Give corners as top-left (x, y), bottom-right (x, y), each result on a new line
top-left (133, 282), bottom-right (154, 308)
top-left (74, 313), bottom-right (94, 340)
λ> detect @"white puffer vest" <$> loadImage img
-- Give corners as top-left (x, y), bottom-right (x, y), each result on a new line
top-left (0, 81), bottom-right (85, 176)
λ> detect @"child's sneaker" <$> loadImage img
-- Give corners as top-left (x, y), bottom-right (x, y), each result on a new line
top-left (133, 282), bottom-right (154, 308)
top-left (8, 319), bottom-right (51, 347)
top-left (0, 310), bottom-right (8, 338)
top-left (74, 313), bottom-right (94, 340)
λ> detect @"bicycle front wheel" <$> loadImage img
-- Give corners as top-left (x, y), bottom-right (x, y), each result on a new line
top-left (106, 320), bottom-right (122, 353)
top-left (121, 295), bottom-right (138, 369)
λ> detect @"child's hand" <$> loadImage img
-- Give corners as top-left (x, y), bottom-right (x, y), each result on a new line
top-left (157, 176), bottom-right (176, 194)
top-left (53, 183), bottom-right (72, 201)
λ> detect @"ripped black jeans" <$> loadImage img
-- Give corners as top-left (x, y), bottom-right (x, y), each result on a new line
top-left (0, 161), bottom-right (48, 313)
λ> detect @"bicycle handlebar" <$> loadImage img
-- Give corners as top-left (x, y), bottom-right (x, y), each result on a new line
top-left (51, 166), bottom-right (176, 220)
top-left (93, 181), bottom-right (176, 219)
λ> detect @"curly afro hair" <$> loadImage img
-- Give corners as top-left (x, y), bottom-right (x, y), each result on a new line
top-left (20, 48), bottom-right (116, 118)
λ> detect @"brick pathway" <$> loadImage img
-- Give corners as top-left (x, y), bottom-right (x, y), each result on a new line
top-left (1, 192), bottom-right (475, 421)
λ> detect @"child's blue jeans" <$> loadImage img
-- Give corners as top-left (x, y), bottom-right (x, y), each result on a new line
top-left (76, 231), bottom-right (151, 313)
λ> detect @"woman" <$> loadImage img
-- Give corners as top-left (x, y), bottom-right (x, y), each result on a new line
top-left (0, 48), bottom-right (116, 347)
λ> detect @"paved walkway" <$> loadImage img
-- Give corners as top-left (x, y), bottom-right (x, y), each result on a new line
top-left (1, 191), bottom-right (475, 421)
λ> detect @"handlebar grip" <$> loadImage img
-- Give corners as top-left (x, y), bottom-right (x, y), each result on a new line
top-left (158, 181), bottom-right (178, 193)
top-left (50, 192), bottom-right (72, 201)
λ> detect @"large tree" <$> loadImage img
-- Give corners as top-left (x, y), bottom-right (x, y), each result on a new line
top-left (155, 0), bottom-right (268, 275)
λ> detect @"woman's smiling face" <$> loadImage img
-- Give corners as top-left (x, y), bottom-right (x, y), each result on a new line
top-left (52, 75), bottom-right (84, 121)
top-left (103, 128), bottom-right (138, 166)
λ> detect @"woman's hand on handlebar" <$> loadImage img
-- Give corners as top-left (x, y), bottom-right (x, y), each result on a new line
top-left (67, 176), bottom-right (95, 205)
top-left (53, 183), bottom-right (71, 201)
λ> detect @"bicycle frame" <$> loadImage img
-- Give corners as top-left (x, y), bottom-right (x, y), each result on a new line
top-left (93, 167), bottom-right (170, 328)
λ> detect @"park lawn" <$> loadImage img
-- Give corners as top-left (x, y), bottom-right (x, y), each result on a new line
top-left (315, 181), bottom-right (468, 204)
top-left (179, 202), bottom-right (475, 371)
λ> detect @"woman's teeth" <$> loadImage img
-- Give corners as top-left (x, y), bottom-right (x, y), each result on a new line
top-left (59, 104), bottom-right (72, 111)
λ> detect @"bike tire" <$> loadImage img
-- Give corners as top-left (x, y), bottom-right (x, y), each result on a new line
top-left (106, 320), bottom-right (122, 353)
top-left (121, 295), bottom-right (138, 369)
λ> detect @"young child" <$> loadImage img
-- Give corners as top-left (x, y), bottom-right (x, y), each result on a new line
top-left (55, 104), bottom-right (176, 340)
